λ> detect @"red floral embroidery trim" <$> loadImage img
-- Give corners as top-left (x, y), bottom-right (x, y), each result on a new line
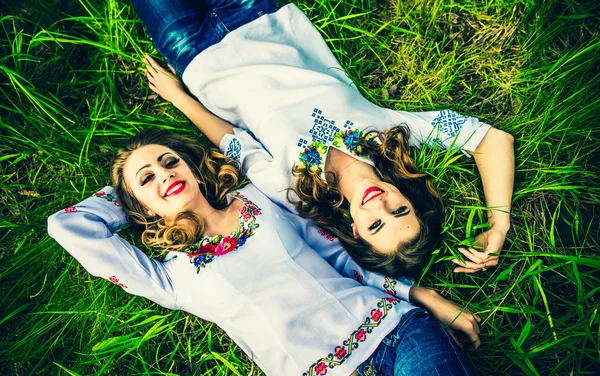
top-left (383, 277), bottom-right (397, 297)
top-left (302, 297), bottom-right (400, 376)
top-left (107, 275), bottom-right (127, 288)
top-left (93, 191), bottom-right (120, 206)
top-left (64, 205), bottom-right (86, 213)
top-left (188, 191), bottom-right (261, 272)
top-left (317, 229), bottom-right (335, 242)
top-left (352, 270), bottom-right (364, 284)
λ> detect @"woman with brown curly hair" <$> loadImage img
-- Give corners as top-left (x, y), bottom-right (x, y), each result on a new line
top-left (49, 127), bottom-right (482, 375)
top-left (138, 0), bottom-right (514, 280)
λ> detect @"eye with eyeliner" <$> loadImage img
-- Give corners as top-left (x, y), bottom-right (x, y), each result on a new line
top-left (140, 158), bottom-right (180, 186)
top-left (165, 158), bottom-right (179, 168)
top-left (369, 220), bottom-right (381, 231)
top-left (369, 206), bottom-right (409, 232)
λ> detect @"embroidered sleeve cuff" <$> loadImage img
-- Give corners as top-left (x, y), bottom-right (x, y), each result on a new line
top-left (219, 129), bottom-right (273, 179)
top-left (393, 276), bottom-right (414, 302)
top-left (58, 186), bottom-right (127, 233)
top-left (458, 120), bottom-right (492, 156)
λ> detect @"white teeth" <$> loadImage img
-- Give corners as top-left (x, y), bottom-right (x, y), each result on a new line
top-left (166, 183), bottom-right (182, 196)
top-left (364, 190), bottom-right (382, 203)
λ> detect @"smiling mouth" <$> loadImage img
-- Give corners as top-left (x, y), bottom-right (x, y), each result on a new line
top-left (362, 186), bottom-right (385, 205)
top-left (164, 181), bottom-right (186, 197)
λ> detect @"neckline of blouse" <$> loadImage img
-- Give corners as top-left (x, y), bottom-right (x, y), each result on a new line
top-left (297, 128), bottom-right (377, 182)
top-left (187, 190), bottom-right (263, 272)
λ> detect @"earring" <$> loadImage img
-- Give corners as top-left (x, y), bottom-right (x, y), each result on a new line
top-left (147, 210), bottom-right (154, 217)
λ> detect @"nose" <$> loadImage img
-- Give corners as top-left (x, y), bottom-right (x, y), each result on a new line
top-left (160, 167), bottom-right (175, 183)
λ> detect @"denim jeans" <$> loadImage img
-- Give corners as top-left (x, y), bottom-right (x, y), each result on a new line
top-left (357, 308), bottom-right (477, 376)
top-left (131, 0), bottom-right (280, 76)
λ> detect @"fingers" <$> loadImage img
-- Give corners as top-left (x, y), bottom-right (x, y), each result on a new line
top-left (446, 329), bottom-right (464, 350)
top-left (145, 55), bottom-right (162, 71)
top-left (452, 260), bottom-right (498, 273)
top-left (458, 318), bottom-right (481, 350)
top-left (145, 70), bottom-right (158, 93)
top-left (452, 247), bottom-right (499, 273)
top-left (459, 247), bottom-right (487, 263)
top-left (168, 64), bottom-right (176, 74)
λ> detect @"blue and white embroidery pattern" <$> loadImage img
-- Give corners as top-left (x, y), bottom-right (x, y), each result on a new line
top-left (226, 138), bottom-right (242, 161)
top-left (432, 110), bottom-right (469, 137)
top-left (297, 108), bottom-right (355, 149)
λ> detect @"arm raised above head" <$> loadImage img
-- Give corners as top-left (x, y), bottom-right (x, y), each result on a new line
top-left (47, 187), bottom-right (180, 309)
top-left (144, 55), bottom-right (235, 147)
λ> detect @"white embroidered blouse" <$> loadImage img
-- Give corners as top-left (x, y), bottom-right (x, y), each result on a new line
top-left (48, 185), bottom-right (416, 376)
top-left (182, 3), bottom-right (492, 213)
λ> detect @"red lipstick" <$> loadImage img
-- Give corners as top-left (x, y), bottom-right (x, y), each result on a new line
top-left (164, 180), bottom-right (186, 197)
top-left (362, 186), bottom-right (385, 206)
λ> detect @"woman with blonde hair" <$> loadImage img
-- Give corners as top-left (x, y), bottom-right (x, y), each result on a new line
top-left (49, 128), bottom-right (481, 375)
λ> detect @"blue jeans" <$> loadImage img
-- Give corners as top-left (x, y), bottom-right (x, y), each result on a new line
top-left (357, 308), bottom-right (477, 376)
top-left (131, 0), bottom-right (280, 76)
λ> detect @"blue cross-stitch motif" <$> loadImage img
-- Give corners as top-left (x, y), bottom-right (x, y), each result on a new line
top-left (225, 138), bottom-right (242, 161)
top-left (303, 108), bottom-right (342, 144)
top-left (432, 110), bottom-right (469, 137)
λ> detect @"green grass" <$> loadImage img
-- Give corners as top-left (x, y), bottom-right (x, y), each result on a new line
top-left (1, 0), bottom-right (599, 374)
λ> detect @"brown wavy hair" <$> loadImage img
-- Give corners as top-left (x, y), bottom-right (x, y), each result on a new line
top-left (111, 128), bottom-right (243, 252)
top-left (291, 125), bottom-right (444, 278)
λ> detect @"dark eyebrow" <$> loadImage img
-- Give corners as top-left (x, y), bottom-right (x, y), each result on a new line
top-left (371, 210), bottom-right (411, 235)
top-left (135, 152), bottom-right (172, 178)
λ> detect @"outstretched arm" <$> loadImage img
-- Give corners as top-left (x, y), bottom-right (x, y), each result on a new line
top-left (453, 127), bottom-right (514, 273)
top-left (144, 56), bottom-right (235, 147)
top-left (409, 286), bottom-right (482, 350)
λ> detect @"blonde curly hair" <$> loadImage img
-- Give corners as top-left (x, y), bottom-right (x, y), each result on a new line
top-left (111, 128), bottom-right (243, 252)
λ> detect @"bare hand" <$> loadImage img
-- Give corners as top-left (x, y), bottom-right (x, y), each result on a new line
top-left (144, 55), bottom-right (186, 103)
top-left (410, 287), bottom-right (482, 350)
top-left (452, 227), bottom-right (507, 273)
top-left (429, 295), bottom-right (482, 350)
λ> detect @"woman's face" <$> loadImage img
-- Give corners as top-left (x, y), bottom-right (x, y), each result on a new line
top-left (123, 144), bottom-right (203, 220)
top-left (349, 178), bottom-right (421, 253)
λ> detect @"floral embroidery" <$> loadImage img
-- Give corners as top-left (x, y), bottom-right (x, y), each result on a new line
top-left (432, 109), bottom-right (469, 137)
top-left (187, 191), bottom-right (261, 272)
top-left (371, 309), bottom-right (383, 322)
top-left (303, 297), bottom-right (400, 376)
top-left (317, 229), bottom-right (335, 242)
top-left (334, 346), bottom-right (347, 360)
top-left (297, 141), bottom-right (328, 173)
top-left (226, 138), bottom-right (242, 161)
top-left (332, 128), bottom-right (364, 155)
top-left (352, 270), bottom-right (364, 284)
top-left (93, 191), bottom-right (120, 206)
top-left (297, 128), bottom-right (376, 176)
top-left (314, 362), bottom-right (328, 375)
top-left (65, 205), bottom-right (86, 213)
top-left (383, 277), bottom-right (397, 297)
top-left (296, 108), bottom-right (380, 179)
top-left (107, 275), bottom-right (127, 288)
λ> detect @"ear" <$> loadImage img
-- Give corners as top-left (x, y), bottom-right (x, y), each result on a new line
top-left (351, 222), bottom-right (359, 239)
top-left (142, 206), bottom-right (154, 217)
